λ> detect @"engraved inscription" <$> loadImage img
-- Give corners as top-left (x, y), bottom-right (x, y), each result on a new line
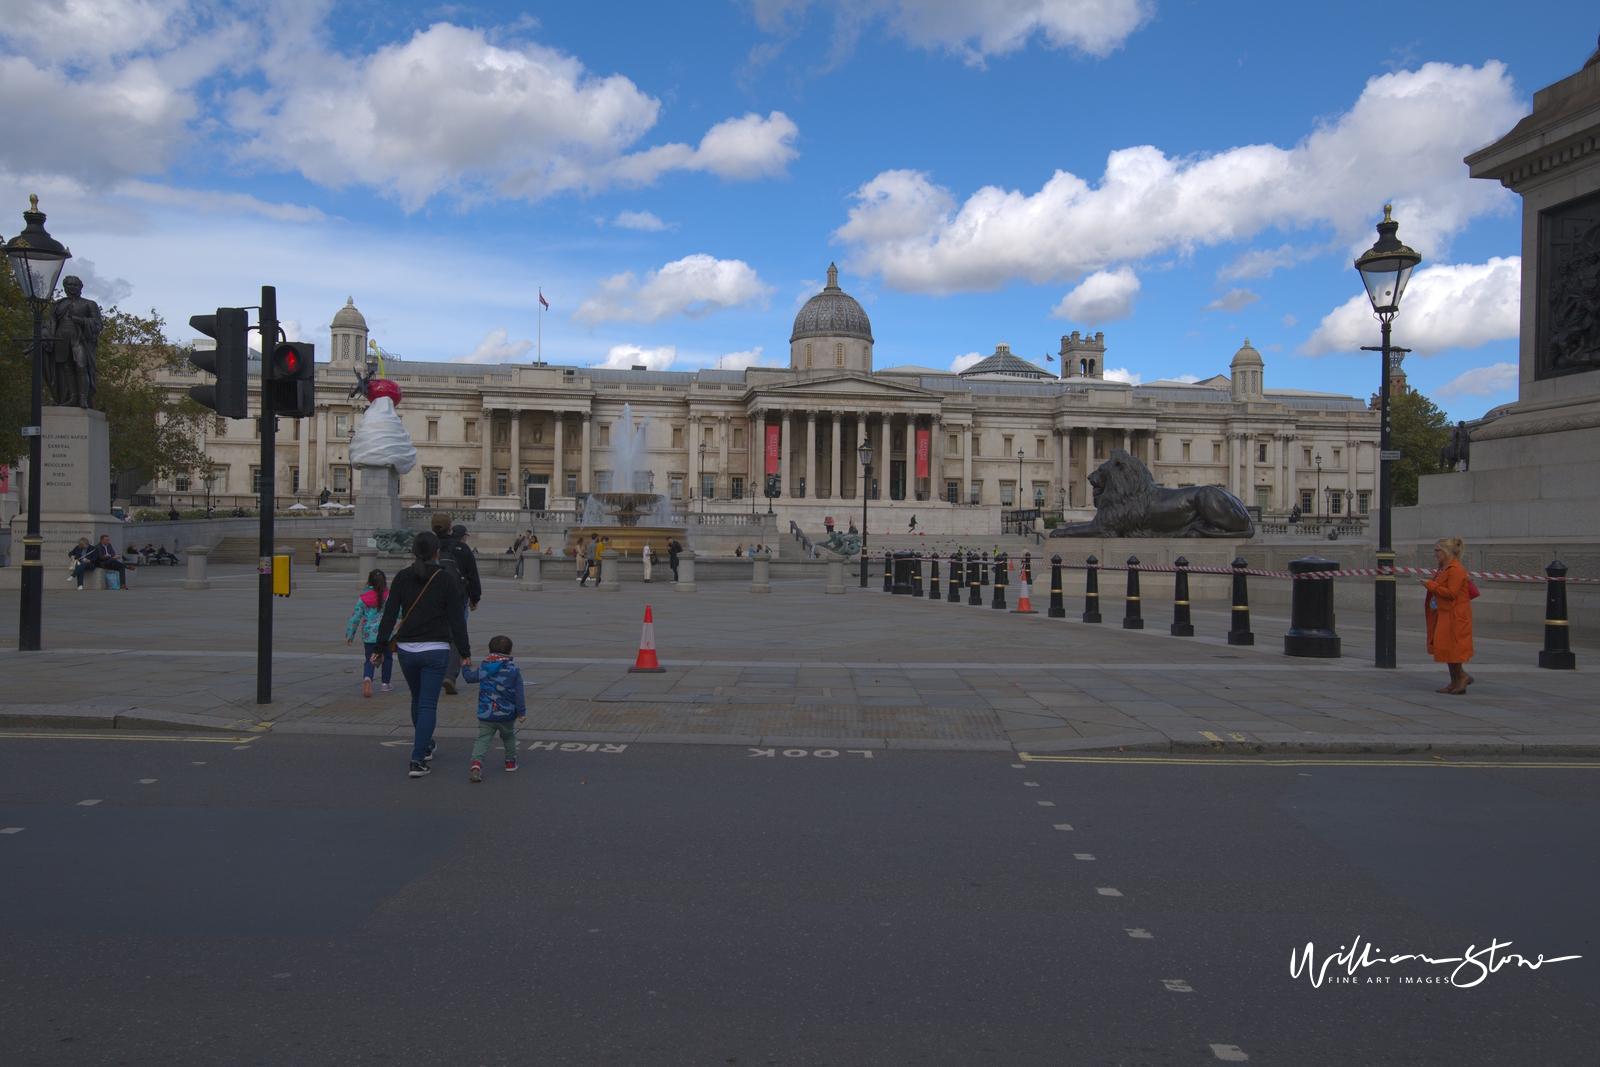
top-left (1538, 188), bottom-right (1600, 379)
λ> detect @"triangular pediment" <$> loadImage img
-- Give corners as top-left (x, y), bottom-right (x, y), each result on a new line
top-left (755, 372), bottom-right (941, 400)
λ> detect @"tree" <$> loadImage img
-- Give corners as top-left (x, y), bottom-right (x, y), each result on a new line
top-left (1388, 389), bottom-right (1453, 507)
top-left (0, 258), bottom-right (35, 469)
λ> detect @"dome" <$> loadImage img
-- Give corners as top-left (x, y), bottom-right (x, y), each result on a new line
top-left (332, 296), bottom-right (367, 330)
top-left (1229, 338), bottom-right (1263, 366)
top-left (790, 264), bottom-right (873, 344)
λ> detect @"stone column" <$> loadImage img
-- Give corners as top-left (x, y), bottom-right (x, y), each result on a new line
top-left (750, 549), bottom-right (771, 593)
top-left (316, 406), bottom-right (329, 495)
top-left (676, 548), bottom-right (697, 592)
top-left (509, 410), bottom-right (521, 502)
top-left (962, 422), bottom-right (973, 503)
top-left (1083, 427), bottom-right (1098, 507)
top-left (182, 544), bottom-right (210, 591)
top-left (297, 414), bottom-right (310, 498)
top-left (805, 411), bottom-right (817, 500)
top-left (580, 412), bottom-right (592, 493)
top-left (357, 546), bottom-right (378, 586)
top-left (687, 415), bottom-right (700, 501)
top-left (598, 548), bottom-right (620, 592)
top-left (930, 414), bottom-right (942, 501)
top-left (520, 551), bottom-right (543, 592)
top-left (479, 408), bottom-right (493, 497)
top-left (780, 410), bottom-right (793, 499)
top-left (1245, 432), bottom-right (1256, 507)
top-left (1121, 429), bottom-right (1131, 454)
top-left (829, 414), bottom-right (841, 499)
top-left (1053, 428), bottom-right (1065, 503)
top-left (718, 415), bottom-right (729, 500)
top-left (552, 411), bottom-right (564, 501)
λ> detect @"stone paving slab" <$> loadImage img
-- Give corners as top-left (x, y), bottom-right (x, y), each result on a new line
top-left (0, 565), bottom-right (1594, 753)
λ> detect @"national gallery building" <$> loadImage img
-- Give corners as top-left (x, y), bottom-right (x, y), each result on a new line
top-left (154, 265), bottom-right (1383, 525)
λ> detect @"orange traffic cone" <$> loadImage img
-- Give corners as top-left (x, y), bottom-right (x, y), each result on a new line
top-left (1011, 568), bottom-right (1038, 614)
top-left (629, 605), bottom-right (667, 672)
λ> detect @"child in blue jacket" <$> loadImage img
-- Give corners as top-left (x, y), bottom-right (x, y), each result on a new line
top-left (461, 635), bottom-right (526, 782)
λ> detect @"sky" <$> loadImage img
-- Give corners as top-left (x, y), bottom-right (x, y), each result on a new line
top-left (1, 0), bottom-right (1593, 420)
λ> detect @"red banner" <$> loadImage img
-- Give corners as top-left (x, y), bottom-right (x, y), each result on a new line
top-left (915, 428), bottom-right (930, 479)
top-left (765, 423), bottom-right (781, 475)
top-left (0, 466), bottom-right (8, 494)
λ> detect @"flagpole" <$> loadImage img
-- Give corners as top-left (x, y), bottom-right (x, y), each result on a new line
top-left (538, 289), bottom-right (543, 366)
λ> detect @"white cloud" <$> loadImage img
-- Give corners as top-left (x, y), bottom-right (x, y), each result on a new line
top-left (614, 210), bottom-right (671, 231)
top-left (66, 258), bottom-right (133, 305)
top-left (574, 254), bottom-right (773, 325)
top-left (951, 351), bottom-right (983, 372)
top-left (835, 63), bottom-right (1524, 295)
top-left (1434, 362), bottom-right (1518, 399)
top-left (749, 0), bottom-right (1152, 61)
top-left (1053, 266), bottom-right (1140, 323)
top-left (1281, 314), bottom-right (1298, 328)
top-left (1102, 366), bottom-right (1141, 384)
top-left (1203, 288), bottom-right (1260, 313)
top-left (1171, 373), bottom-right (1202, 383)
top-left (596, 343), bottom-right (676, 370)
top-left (1218, 244), bottom-right (1318, 282)
top-left (453, 327), bottom-right (534, 363)
top-left (1301, 256), bottom-right (1520, 356)
top-left (715, 346), bottom-right (775, 370)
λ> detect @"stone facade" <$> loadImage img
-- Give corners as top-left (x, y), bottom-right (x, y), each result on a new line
top-left (151, 279), bottom-right (1380, 527)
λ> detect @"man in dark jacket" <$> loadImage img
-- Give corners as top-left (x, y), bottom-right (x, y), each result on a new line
top-left (430, 514), bottom-right (481, 694)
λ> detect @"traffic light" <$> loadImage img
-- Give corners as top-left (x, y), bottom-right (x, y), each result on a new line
top-left (187, 308), bottom-right (248, 418)
top-left (269, 341), bottom-right (315, 418)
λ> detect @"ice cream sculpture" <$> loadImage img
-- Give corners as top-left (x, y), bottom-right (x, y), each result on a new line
top-left (347, 377), bottom-right (417, 474)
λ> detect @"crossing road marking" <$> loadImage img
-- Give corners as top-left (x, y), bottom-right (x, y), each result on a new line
top-left (1097, 887), bottom-right (1122, 896)
top-left (138, 779), bottom-right (157, 784)
top-left (1023, 781), bottom-right (1040, 786)
top-left (77, 799), bottom-right (100, 806)
top-left (1200, 731), bottom-right (1223, 742)
top-left (1019, 753), bottom-right (1600, 769)
top-left (748, 748), bottom-right (873, 758)
top-left (1210, 1044), bottom-right (1248, 1061)
top-left (0, 732), bottom-right (258, 744)
top-left (1126, 928), bottom-right (1153, 939)
top-left (1163, 979), bottom-right (1193, 993)
top-left (1052, 823), bottom-right (1074, 831)
top-left (1010, 763), bottom-right (1025, 769)
top-left (1036, 800), bottom-right (1055, 806)
top-left (1, 827), bottom-right (22, 834)
top-left (1074, 853), bottom-right (1096, 860)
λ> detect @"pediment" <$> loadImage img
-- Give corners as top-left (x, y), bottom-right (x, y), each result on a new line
top-left (755, 372), bottom-right (941, 400)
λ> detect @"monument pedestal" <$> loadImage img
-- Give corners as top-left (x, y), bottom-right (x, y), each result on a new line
top-left (39, 406), bottom-right (119, 568)
top-left (354, 465), bottom-right (403, 548)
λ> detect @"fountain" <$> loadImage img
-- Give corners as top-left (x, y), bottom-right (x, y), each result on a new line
top-left (564, 403), bottom-right (687, 558)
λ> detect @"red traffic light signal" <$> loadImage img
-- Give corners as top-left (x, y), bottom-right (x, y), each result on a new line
top-left (269, 341), bottom-right (315, 418)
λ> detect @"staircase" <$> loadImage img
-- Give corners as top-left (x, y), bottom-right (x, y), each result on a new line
top-left (207, 536), bottom-right (332, 564)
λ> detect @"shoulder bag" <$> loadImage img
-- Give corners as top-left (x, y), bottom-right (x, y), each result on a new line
top-left (388, 570), bottom-right (439, 653)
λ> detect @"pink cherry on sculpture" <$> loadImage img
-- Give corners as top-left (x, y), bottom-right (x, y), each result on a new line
top-left (368, 378), bottom-right (402, 405)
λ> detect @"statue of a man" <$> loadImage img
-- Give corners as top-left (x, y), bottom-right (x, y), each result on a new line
top-left (43, 275), bottom-right (102, 408)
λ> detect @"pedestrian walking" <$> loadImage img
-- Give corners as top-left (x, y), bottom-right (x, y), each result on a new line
top-left (462, 635), bottom-right (527, 783)
top-left (1421, 536), bottom-right (1476, 695)
top-left (641, 540), bottom-right (654, 582)
top-left (824, 515), bottom-right (835, 533)
top-left (429, 514), bottom-right (481, 695)
top-left (668, 538), bottom-right (681, 583)
top-left (512, 532), bottom-right (528, 579)
top-left (374, 531), bottom-right (471, 778)
top-left (578, 533), bottom-right (600, 587)
top-left (346, 569), bottom-right (393, 697)
top-left (908, 514), bottom-right (918, 533)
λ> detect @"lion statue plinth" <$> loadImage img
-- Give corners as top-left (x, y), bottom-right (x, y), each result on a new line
top-left (1051, 450), bottom-right (1254, 538)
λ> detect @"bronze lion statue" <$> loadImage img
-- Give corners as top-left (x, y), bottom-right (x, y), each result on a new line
top-left (1051, 450), bottom-right (1254, 538)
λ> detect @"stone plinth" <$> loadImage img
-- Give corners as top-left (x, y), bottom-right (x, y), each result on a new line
top-left (354, 466), bottom-right (403, 548)
top-left (39, 406), bottom-right (119, 566)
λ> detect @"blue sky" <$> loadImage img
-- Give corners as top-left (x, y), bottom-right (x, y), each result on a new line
top-left (2, 1), bottom-right (1593, 418)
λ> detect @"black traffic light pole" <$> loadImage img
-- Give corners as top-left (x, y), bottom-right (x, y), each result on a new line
top-left (257, 286), bottom-right (277, 705)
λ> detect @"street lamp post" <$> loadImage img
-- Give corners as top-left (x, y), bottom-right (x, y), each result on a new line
top-left (1016, 449), bottom-right (1025, 531)
top-left (1314, 453), bottom-right (1323, 522)
top-left (1346, 489), bottom-right (1355, 525)
top-left (4, 196), bottom-right (71, 652)
top-left (698, 444), bottom-right (707, 514)
top-left (1355, 204), bottom-right (1422, 670)
top-left (857, 439), bottom-right (873, 587)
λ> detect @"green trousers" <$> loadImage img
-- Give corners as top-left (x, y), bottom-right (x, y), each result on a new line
top-left (472, 720), bottom-right (517, 762)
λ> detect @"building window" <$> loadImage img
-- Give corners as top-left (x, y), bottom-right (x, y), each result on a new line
top-left (948, 433), bottom-right (960, 455)
top-left (1329, 493), bottom-right (1343, 515)
top-left (212, 468), bottom-right (228, 494)
top-left (291, 467), bottom-right (300, 493)
top-left (1301, 490), bottom-right (1313, 512)
top-left (703, 425), bottom-right (713, 445)
top-left (332, 467), bottom-right (348, 493)
top-left (731, 476), bottom-right (745, 499)
top-left (1303, 448), bottom-right (1313, 466)
top-left (427, 419), bottom-right (438, 442)
top-left (1000, 481), bottom-right (1015, 507)
top-left (1212, 442), bottom-right (1222, 463)
top-left (947, 480), bottom-right (960, 503)
top-left (733, 426), bottom-right (745, 449)
top-left (425, 469), bottom-right (440, 495)
top-left (1154, 439), bottom-right (1162, 462)
top-left (669, 476), bottom-right (684, 500)
top-left (1094, 439), bottom-right (1104, 460)
top-left (596, 471), bottom-right (612, 492)
top-left (598, 425), bottom-right (610, 447)
top-left (335, 414), bottom-right (349, 438)
top-left (175, 473), bottom-right (190, 492)
top-left (1333, 448), bottom-right (1342, 466)
top-left (1035, 438), bottom-right (1046, 458)
top-left (250, 467), bottom-right (262, 494)
top-left (462, 470), bottom-right (477, 496)
top-left (835, 342), bottom-right (843, 367)
top-left (972, 435), bottom-right (981, 457)
top-left (566, 474), bottom-right (577, 496)
top-left (1003, 435), bottom-right (1013, 455)
top-left (465, 420), bottom-right (478, 444)
top-left (1358, 491), bottom-right (1370, 514)
top-left (701, 474), bottom-right (714, 499)
top-left (1258, 442), bottom-right (1268, 462)
top-left (1257, 488), bottom-right (1270, 510)
top-left (672, 427), bottom-right (683, 449)
top-left (805, 344), bottom-right (812, 368)
top-left (1181, 441), bottom-right (1190, 461)
top-left (496, 472), bottom-right (508, 496)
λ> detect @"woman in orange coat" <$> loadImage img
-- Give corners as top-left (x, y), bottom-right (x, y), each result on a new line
top-left (1420, 536), bottom-right (1474, 694)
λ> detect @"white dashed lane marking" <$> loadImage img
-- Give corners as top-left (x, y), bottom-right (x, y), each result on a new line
top-left (138, 779), bottom-right (157, 784)
top-left (1010, 763), bottom-right (1025, 769)
top-left (1126, 928), bottom-right (1153, 939)
top-left (1162, 979), bottom-right (1193, 993)
top-left (1097, 887), bottom-right (1122, 897)
top-left (1052, 823), bottom-right (1073, 831)
top-left (76, 799), bottom-right (100, 806)
top-left (1023, 781), bottom-right (1040, 787)
top-left (1074, 853), bottom-right (1096, 860)
top-left (1210, 1044), bottom-right (1248, 1061)
top-left (1, 827), bottom-right (23, 834)
top-left (1036, 800), bottom-right (1055, 807)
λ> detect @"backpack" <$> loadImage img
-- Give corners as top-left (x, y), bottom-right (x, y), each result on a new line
top-left (435, 535), bottom-right (465, 584)
top-left (476, 660), bottom-right (522, 722)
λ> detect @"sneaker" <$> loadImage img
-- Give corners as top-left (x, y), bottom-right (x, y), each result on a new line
top-left (362, 678), bottom-right (373, 698)
top-left (505, 759), bottom-right (517, 772)
top-left (380, 683), bottom-right (393, 692)
top-left (469, 762), bottom-right (482, 783)
top-left (442, 678), bottom-right (457, 696)
top-left (408, 761), bottom-right (430, 778)
top-left (423, 739), bottom-right (437, 763)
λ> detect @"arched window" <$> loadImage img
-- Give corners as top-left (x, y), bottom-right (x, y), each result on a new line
top-left (1088, 359), bottom-right (1096, 376)
top-left (835, 343), bottom-right (843, 367)
top-left (1079, 359), bottom-right (1087, 376)
top-left (805, 343), bottom-right (812, 369)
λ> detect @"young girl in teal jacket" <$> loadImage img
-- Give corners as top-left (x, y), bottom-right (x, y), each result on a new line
top-left (346, 569), bottom-right (392, 697)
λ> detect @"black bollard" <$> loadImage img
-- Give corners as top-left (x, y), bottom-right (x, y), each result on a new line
top-left (1538, 560), bottom-right (1576, 669)
top-left (1284, 556), bottom-right (1341, 658)
top-left (1083, 554), bottom-right (1103, 623)
top-left (981, 552), bottom-right (990, 586)
top-left (992, 556), bottom-right (1007, 609)
top-left (892, 552), bottom-right (913, 595)
top-left (1227, 556), bottom-right (1255, 646)
top-left (1170, 556), bottom-right (1194, 637)
top-left (1122, 555), bottom-right (1144, 629)
top-left (968, 551), bottom-right (983, 605)
top-left (1023, 551), bottom-right (1033, 584)
top-left (912, 554), bottom-right (924, 598)
top-left (928, 553), bottom-right (941, 600)
top-left (948, 553), bottom-right (962, 602)
top-left (1048, 554), bottom-right (1066, 618)
top-left (883, 550), bottom-right (893, 592)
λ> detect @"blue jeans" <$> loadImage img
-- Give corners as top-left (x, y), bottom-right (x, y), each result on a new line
top-left (362, 642), bottom-right (393, 684)
top-left (398, 648), bottom-right (450, 763)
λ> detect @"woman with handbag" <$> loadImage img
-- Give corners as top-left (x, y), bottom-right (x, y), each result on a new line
top-left (374, 531), bottom-right (472, 777)
top-left (1420, 536), bottom-right (1476, 695)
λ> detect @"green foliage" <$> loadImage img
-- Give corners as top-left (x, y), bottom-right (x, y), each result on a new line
top-left (0, 260), bottom-right (34, 469)
top-left (1389, 389), bottom-right (1453, 507)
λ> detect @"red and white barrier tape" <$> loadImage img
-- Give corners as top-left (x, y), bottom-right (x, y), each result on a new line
top-left (867, 553), bottom-right (1597, 584)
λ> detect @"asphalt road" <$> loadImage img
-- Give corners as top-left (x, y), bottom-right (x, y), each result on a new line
top-left (1, 732), bottom-right (1596, 1066)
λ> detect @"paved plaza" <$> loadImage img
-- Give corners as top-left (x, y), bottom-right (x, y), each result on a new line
top-left (1, 563), bottom-right (1593, 754)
